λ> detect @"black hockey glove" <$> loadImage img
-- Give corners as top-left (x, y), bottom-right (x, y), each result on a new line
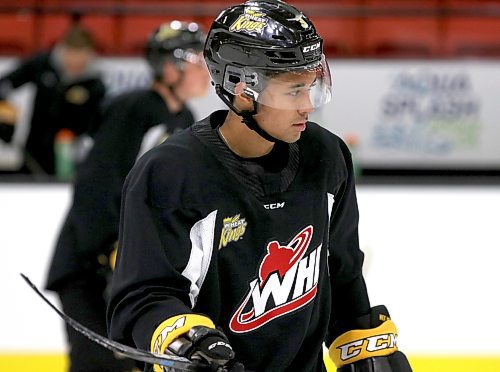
top-left (167, 326), bottom-right (244, 372)
top-left (337, 351), bottom-right (411, 372)
top-left (329, 306), bottom-right (412, 372)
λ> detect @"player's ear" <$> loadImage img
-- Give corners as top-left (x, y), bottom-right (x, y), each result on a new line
top-left (233, 82), bottom-right (254, 111)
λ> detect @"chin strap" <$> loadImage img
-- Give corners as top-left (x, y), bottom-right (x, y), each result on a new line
top-left (215, 85), bottom-right (282, 143)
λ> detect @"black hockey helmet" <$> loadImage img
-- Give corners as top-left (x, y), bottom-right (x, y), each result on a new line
top-left (204, 0), bottom-right (332, 113)
top-left (146, 21), bottom-right (206, 79)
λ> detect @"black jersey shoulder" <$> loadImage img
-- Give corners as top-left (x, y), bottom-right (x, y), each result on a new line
top-left (28, 52), bottom-right (52, 72)
top-left (102, 89), bottom-right (161, 113)
top-left (124, 127), bottom-right (216, 209)
top-left (102, 89), bottom-right (194, 132)
top-left (100, 89), bottom-right (166, 129)
top-left (125, 117), bottom-right (353, 208)
top-left (31, 52), bottom-right (52, 70)
top-left (299, 121), bottom-right (351, 186)
top-left (0, 52), bottom-right (51, 89)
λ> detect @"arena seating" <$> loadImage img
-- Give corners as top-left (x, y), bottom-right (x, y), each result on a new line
top-left (0, 0), bottom-right (499, 58)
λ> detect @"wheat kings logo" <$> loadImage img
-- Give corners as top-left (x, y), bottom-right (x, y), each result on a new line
top-left (229, 225), bottom-right (321, 333)
top-left (229, 7), bottom-right (268, 34)
top-left (219, 214), bottom-right (248, 249)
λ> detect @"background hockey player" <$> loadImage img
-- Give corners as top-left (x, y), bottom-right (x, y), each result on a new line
top-left (0, 24), bottom-right (105, 175)
top-left (108, 1), bottom-right (413, 371)
top-left (45, 21), bottom-right (210, 372)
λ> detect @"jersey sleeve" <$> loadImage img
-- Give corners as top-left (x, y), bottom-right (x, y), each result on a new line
top-left (61, 78), bottom-right (106, 135)
top-left (175, 106), bottom-right (195, 131)
top-left (77, 100), bottom-right (147, 248)
top-left (46, 97), bottom-right (151, 290)
top-left (107, 145), bottom-right (203, 350)
top-left (0, 54), bottom-right (43, 99)
top-left (326, 138), bottom-right (371, 345)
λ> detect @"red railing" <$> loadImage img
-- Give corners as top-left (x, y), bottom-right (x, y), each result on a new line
top-left (0, 0), bottom-right (499, 58)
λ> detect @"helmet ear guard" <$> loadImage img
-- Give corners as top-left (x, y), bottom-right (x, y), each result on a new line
top-left (223, 66), bottom-right (261, 101)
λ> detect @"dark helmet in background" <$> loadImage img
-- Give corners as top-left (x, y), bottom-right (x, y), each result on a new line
top-left (146, 21), bottom-right (206, 80)
top-left (204, 0), bottom-right (332, 113)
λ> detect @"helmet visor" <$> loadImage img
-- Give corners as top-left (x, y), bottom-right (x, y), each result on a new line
top-left (173, 49), bottom-right (206, 67)
top-left (224, 55), bottom-right (332, 111)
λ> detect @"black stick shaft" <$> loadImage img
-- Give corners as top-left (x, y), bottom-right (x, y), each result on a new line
top-left (20, 273), bottom-right (205, 372)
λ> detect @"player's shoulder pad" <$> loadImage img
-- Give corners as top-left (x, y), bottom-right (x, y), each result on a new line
top-left (303, 121), bottom-right (348, 157)
top-left (123, 129), bottom-right (204, 204)
top-left (301, 121), bottom-right (349, 178)
top-left (103, 88), bottom-right (153, 111)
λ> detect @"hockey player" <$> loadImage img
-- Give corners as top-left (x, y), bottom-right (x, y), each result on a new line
top-left (45, 21), bottom-right (209, 372)
top-left (0, 25), bottom-right (105, 175)
top-left (108, 1), bottom-right (413, 371)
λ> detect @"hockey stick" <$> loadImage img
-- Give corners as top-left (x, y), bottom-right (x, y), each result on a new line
top-left (20, 273), bottom-right (206, 372)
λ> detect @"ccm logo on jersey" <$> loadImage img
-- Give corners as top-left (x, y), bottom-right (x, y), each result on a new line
top-left (337, 333), bottom-right (398, 362)
top-left (263, 202), bottom-right (285, 210)
top-left (229, 225), bottom-right (320, 333)
top-left (302, 42), bottom-right (320, 53)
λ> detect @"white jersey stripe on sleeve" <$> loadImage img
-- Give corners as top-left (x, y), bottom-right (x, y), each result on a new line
top-left (183, 210), bottom-right (218, 308)
top-left (327, 192), bottom-right (335, 220)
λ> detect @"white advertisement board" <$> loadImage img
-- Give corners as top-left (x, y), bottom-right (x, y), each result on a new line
top-left (312, 60), bottom-right (500, 169)
top-left (1, 57), bottom-right (500, 170)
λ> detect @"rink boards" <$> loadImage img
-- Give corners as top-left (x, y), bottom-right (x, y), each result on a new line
top-left (1, 183), bottom-right (499, 372)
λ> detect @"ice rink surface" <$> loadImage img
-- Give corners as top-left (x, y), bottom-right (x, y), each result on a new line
top-left (1, 183), bottom-right (499, 356)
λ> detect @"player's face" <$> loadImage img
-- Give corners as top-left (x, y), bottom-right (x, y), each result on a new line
top-left (182, 56), bottom-right (211, 98)
top-left (165, 52), bottom-right (210, 100)
top-left (60, 47), bottom-right (94, 77)
top-left (253, 71), bottom-right (316, 143)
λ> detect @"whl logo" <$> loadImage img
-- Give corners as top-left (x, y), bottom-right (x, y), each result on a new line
top-left (229, 226), bottom-right (321, 333)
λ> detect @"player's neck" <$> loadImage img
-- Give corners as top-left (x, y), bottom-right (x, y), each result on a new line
top-left (219, 111), bottom-right (274, 158)
top-left (152, 82), bottom-right (183, 113)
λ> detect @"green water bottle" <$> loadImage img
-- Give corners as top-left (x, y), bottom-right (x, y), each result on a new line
top-left (54, 128), bottom-right (75, 181)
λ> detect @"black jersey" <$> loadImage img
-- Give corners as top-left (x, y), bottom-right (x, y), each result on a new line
top-left (46, 89), bottom-right (194, 290)
top-left (0, 52), bottom-right (105, 174)
top-left (107, 110), bottom-right (370, 372)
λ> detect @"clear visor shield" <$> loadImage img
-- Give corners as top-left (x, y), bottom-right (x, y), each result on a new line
top-left (173, 49), bottom-right (206, 67)
top-left (224, 55), bottom-right (332, 111)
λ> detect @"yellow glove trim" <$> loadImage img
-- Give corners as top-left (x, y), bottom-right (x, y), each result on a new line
top-left (150, 314), bottom-right (215, 372)
top-left (329, 319), bottom-right (398, 368)
top-left (109, 244), bottom-right (118, 270)
top-left (0, 101), bottom-right (18, 125)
